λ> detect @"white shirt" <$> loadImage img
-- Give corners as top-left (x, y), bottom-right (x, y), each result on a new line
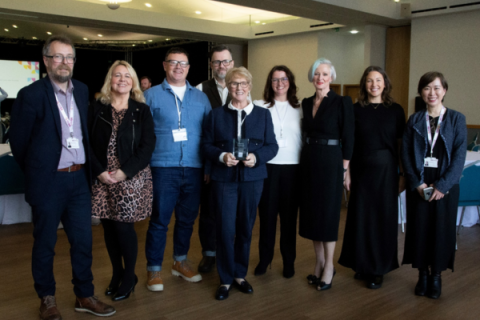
top-left (170, 84), bottom-right (187, 101)
top-left (196, 78), bottom-right (229, 105)
top-left (254, 99), bottom-right (303, 164)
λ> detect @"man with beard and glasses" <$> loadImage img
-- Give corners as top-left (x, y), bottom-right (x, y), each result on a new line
top-left (9, 35), bottom-right (115, 320)
top-left (195, 45), bottom-right (237, 273)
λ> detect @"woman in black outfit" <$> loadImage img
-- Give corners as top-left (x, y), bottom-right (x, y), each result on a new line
top-left (338, 66), bottom-right (406, 289)
top-left (402, 72), bottom-right (467, 299)
top-left (299, 58), bottom-right (354, 291)
top-left (89, 60), bottom-right (156, 301)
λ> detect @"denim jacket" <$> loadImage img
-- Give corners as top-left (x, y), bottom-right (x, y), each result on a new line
top-left (401, 107), bottom-right (467, 193)
top-left (145, 79), bottom-right (212, 168)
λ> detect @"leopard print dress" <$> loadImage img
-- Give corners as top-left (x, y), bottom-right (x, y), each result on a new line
top-left (91, 107), bottom-right (153, 223)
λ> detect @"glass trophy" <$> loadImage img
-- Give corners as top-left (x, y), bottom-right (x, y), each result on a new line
top-left (233, 138), bottom-right (249, 161)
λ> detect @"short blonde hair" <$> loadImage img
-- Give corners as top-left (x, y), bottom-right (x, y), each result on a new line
top-left (226, 67), bottom-right (252, 89)
top-left (97, 60), bottom-right (145, 105)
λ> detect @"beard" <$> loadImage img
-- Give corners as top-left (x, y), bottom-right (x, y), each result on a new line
top-left (49, 66), bottom-right (73, 83)
top-left (214, 69), bottom-right (226, 80)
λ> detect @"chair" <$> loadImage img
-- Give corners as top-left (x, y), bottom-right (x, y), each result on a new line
top-left (472, 145), bottom-right (480, 152)
top-left (457, 163), bottom-right (480, 234)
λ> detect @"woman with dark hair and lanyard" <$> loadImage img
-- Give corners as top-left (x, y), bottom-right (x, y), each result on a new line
top-left (339, 66), bottom-right (406, 289)
top-left (299, 58), bottom-right (354, 291)
top-left (203, 67), bottom-right (278, 300)
top-left (402, 71), bottom-right (466, 299)
top-left (253, 65), bottom-right (302, 278)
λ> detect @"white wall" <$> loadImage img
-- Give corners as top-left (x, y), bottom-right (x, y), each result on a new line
top-left (248, 30), bottom-right (365, 101)
top-left (409, 10), bottom-right (480, 124)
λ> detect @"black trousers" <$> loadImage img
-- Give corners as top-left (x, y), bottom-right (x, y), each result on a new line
top-left (198, 181), bottom-right (216, 256)
top-left (257, 164), bottom-right (300, 267)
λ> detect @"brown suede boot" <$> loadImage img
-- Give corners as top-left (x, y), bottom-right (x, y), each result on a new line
top-left (74, 296), bottom-right (116, 317)
top-left (40, 296), bottom-right (62, 320)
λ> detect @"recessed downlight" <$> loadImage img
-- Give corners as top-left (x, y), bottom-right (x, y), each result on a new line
top-left (4, 28), bottom-right (9, 32)
top-left (255, 21), bottom-right (260, 24)
top-left (47, 32), bottom-right (52, 35)
top-left (195, 11), bottom-right (201, 14)
top-left (98, 34), bottom-right (103, 37)
top-left (148, 40), bottom-right (153, 42)
top-left (12, 25), bottom-right (18, 28)
top-left (83, 38), bottom-right (88, 40)
top-left (145, 3), bottom-right (152, 7)
top-left (32, 36), bottom-right (37, 39)
top-left (350, 30), bottom-right (359, 34)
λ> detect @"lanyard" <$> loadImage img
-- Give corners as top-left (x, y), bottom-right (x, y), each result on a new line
top-left (273, 102), bottom-right (289, 138)
top-left (237, 110), bottom-right (248, 139)
top-left (174, 94), bottom-right (182, 129)
top-left (54, 93), bottom-right (75, 137)
top-left (425, 106), bottom-right (446, 157)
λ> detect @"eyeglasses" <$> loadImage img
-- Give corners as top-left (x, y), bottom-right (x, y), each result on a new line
top-left (229, 81), bottom-right (249, 88)
top-left (166, 60), bottom-right (190, 68)
top-left (272, 77), bottom-right (289, 84)
top-left (212, 60), bottom-right (233, 66)
top-left (44, 54), bottom-right (76, 64)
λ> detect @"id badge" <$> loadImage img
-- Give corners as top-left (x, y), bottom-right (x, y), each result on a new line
top-left (424, 157), bottom-right (438, 168)
top-left (172, 128), bottom-right (188, 142)
top-left (67, 137), bottom-right (80, 149)
top-left (277, 138), bottom-right (287, 148)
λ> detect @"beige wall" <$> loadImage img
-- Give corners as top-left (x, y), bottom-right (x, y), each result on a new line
top-left (248, 30), bottom-right (365, 101)
top-left (409, 10), bottom-right (480, 124)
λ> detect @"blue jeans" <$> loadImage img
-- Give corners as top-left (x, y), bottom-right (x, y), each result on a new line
top-left (31, 169), bottom-right (94, 298)
top-left (145, 167), bottom-right (202, 271)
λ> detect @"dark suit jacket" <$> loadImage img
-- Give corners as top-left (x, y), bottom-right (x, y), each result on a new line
top-left (200, 78), bottom-right (231, 109)
top-left (9, 76), bottom-right (91, 205)
top-left (202, 104), bottom-right (278, 182)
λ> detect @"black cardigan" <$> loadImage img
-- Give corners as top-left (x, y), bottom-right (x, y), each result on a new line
top-left (88, 99), bottom-right (156, 179)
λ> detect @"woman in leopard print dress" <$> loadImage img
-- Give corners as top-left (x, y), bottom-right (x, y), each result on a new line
top-left (89, 60), bottom-right (156, 301)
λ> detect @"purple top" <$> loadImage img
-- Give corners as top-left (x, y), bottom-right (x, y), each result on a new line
top-left (50, 79), bottom-right (86, 169)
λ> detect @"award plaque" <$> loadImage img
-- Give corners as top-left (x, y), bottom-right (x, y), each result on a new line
top-left (233, 138), bottom-right (249, 160)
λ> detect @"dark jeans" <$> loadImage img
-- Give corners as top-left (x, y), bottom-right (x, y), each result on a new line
top-left (257, 164), bottom-right (300, 267)
top-left (198, 181), bottom-right (216, 256)
top-left (212, 180), bottom-right (263, 285)
top-left (145, 167), bottom-right (202, 271)
top-left (31, 169), bottom-right (94, 298)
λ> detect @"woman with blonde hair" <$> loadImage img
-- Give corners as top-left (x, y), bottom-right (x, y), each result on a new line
top-left (89, 60), bottom-right (156, 301)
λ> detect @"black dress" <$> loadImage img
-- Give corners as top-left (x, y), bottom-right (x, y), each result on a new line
top-left (338, 102), bottom-right (405, 275)
top-left (402, 110), bottom-right (459, 272)
top-left (299, 91), bottom-right (354, 241)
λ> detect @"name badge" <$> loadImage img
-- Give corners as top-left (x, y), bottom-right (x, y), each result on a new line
top-left (67, 137), bottom-right (80, 149)
top-left (277, 138), bottom-right (287, 148)
top-left (424, 157), bottom-right (438, 168)
top-left (172, 128), bottom-right (188, 142)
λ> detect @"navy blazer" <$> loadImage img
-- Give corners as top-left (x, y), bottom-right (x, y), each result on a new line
top-left (402, 108), bottom-right (467, 193)
top-left (9, 76), bottom-right (91, 205)
top-left (203, 104), bottom-right (279, 182)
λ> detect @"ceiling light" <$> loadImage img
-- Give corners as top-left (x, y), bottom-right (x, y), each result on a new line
top-left (394, 0), bottom-right (400, 2)
top-left (98, 34), bottom-right (103, 37)
top-left (47, 32), bottom-right (52, 35)
top-left (195, 11), bottom-right (201, 14)
top-left (262, 23), bottom-right (266, 25)
top-left (4, 28), bottom-right (9, 32)
top-left (32, 37), bottom-right (37, 39)
top-left (166, 38), bottom-right (170, 41)
top-left (83, 38), bottom-right (88, 40)
top-left (255, 21), bottom-right (260, 24)
top-left (145, 3), bottom-right (152, 7)
top-left (148, 40), bottom-right (153, 42)
top-left (12, 25), bottom-right (18, 28)
top-left (100, 0), bottom-right (132, 10)
top-left (350, 30), bottom-right (359, 34)
top-left (132, 44), bottom-right (136, 46)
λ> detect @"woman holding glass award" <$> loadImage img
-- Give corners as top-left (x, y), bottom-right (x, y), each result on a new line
top-left (402, 71), bottom-right (466, 299)
top-left (203, 67), bottom-right (278, 300)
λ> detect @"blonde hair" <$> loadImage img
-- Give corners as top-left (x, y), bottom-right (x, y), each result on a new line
top-left (225, 67), bottom-right (253, 88)
top-left (97, 60), bottom-right (145, 105)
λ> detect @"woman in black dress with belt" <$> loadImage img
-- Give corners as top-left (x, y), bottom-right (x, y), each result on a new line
top-left (338, 66), bottom-right (406, 289)
top-left (402, 72), bottom-right (466, 299)
top-left (299, 58), bottom-right (354, 291)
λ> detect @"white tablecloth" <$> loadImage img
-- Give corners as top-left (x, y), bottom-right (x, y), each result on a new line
top-left (0, 194), bottom-right (32, 224)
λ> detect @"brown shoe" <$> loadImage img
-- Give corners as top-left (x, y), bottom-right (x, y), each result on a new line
top-left (40, 296), bottom-right (62, 320)
top-left (74, 296), bottom-right (116, 317)
top-left (172, 260), bottom-right (202, 282)
top-left (147, 271), bottom-right (164, 291)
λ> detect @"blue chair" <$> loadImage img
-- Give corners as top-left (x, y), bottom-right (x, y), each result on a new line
top-left (472, 145), bottom-right (480, 152)
top-left (457, 163), bottom-right (480, 234)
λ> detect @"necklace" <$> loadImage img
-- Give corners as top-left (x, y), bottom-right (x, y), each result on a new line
top-left (371, 103), bottom-right (382, 110)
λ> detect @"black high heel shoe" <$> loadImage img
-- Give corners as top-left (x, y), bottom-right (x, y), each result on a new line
top-left (112, 275), bottom-right (138, 301)
top-left (105, 284), bottom-right (119, 296)
top-left (415, 269), bottom-right (429, 296)
top-left (317, 269), bottom-right (336, 291)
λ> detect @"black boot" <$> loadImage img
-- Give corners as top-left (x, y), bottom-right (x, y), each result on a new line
top-left (427, 272), bottom-right (442, 299)
top-left (415, 268), bottom-right (429, 296)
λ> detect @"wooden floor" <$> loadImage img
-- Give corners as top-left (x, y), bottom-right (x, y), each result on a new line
top-left (1, 204), bottom-right (480, 320)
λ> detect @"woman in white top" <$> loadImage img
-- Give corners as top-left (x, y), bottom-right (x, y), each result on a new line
top-left (253, 65), bottom-right (303, 278)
